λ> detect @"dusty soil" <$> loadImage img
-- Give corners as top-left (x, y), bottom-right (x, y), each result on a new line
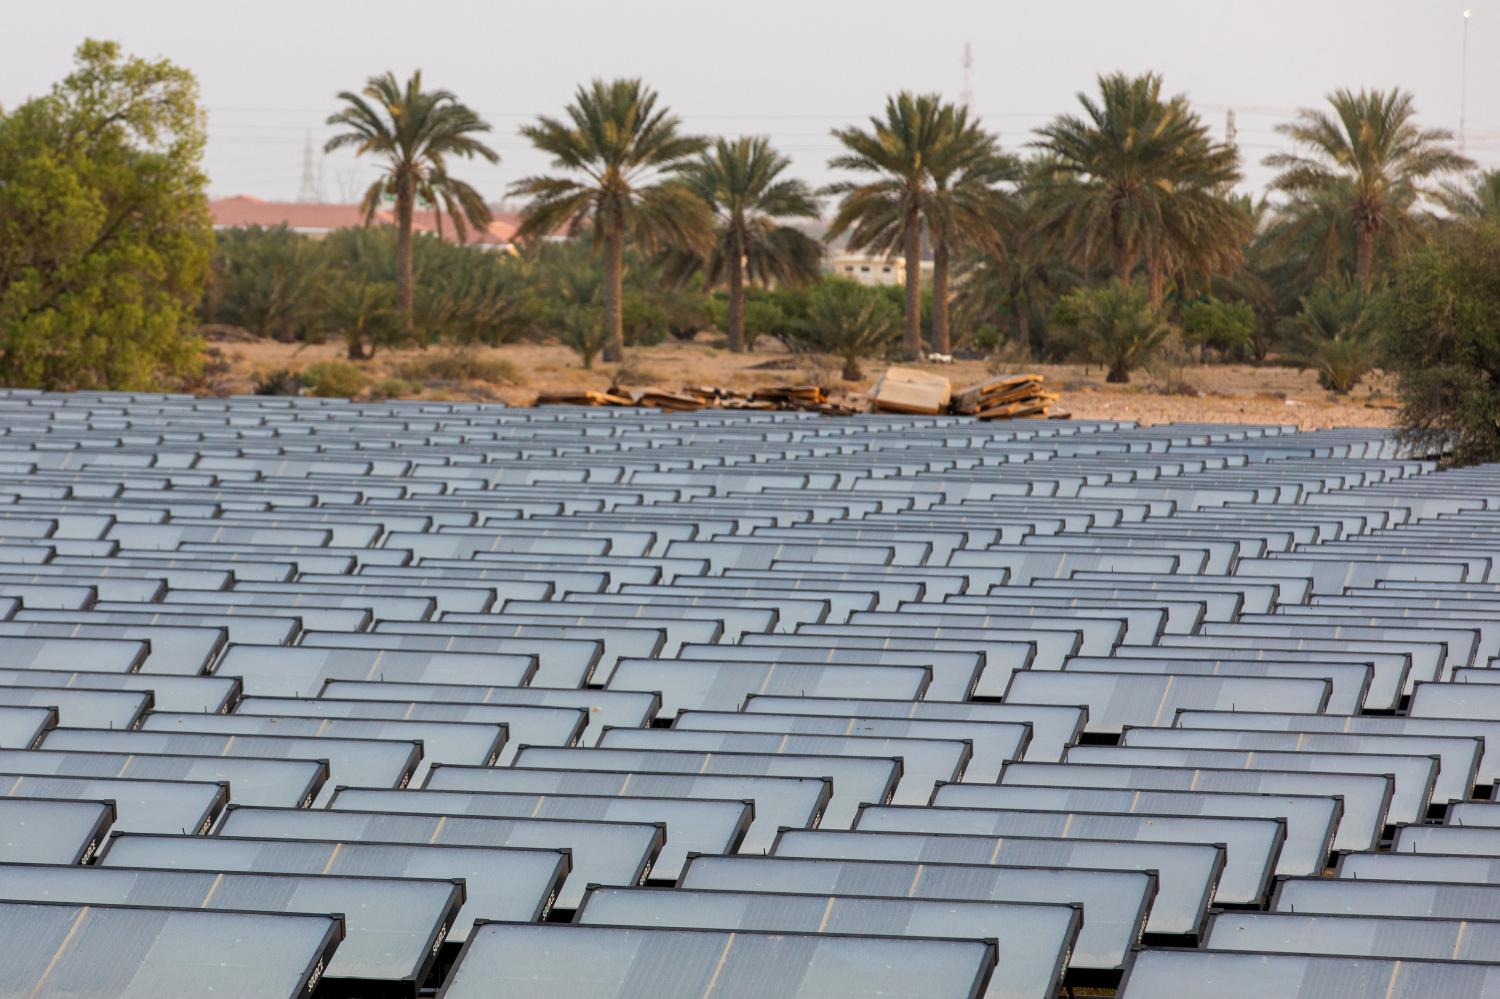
top-left (208, 335), bottom-right (1398, 431)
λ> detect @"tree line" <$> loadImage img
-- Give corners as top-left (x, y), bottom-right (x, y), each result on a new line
top-left (6, 42), bottom-right (1500, 459)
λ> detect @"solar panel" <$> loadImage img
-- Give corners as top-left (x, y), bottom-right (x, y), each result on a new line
top-left (437, 922), bottom-right (997, 999)
top-left (0, 704), bottom-right (54, 748)
top-left (0, 669), bottom-right (240, 713)
top-left (421, 765), bottom-right (829, 855)
top-left (0, 773), bottom-right (225, 835)
top-left (213, 645), bottom-right (537, 698)
top-left (99, 832), bottom-right (568, 941)
top-left (1117, 949), bottom-right (1500, 999)
top-left (597, 727), bottom-right (967, 804)
top-left (0, 899), bottom-right (343, 999)
top-left (0, 863), bottom-right (460, 995)
top-left (327, 787), bottom-right (751, 882)
top-left (1119, 726), bottom-right (1478, 805)
top-left (1204, 910), bottom-right (1500, 964)
top-left (39, 728), bottom-right (421, 806)
top-left (576, 886), bottom-right (1078, 999)
top-left (679, 853), bottom-right (1153, 974)
top-left (933, 783), bottom-right (1338, 875)
top-left (1065, 744), bottom-right (1436, 825)
top-left (0, 745), bottom-right (325, 807)
top-left (138, 711), bottom-right (505, 780)
top-left (218, 804), bottom-right (664, 912)
top-left (0, 797), bottom-right (114, 864)
top-left (1007, 672), bottom-right (1332, 734)
top-left (318, 679), bottom-right (654, 743)
top-left (234, 696), bottom-right (586, 764)
top-left (0, 685), bottom-right (150, 728)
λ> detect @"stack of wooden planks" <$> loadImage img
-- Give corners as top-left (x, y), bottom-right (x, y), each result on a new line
top-left (952, 373), bottom-right (1060, 420)
top-left (533, 389), bottom-right (635, 407)
top-left (751, 385), bottom-right (827, 410)
top-left (869, 367), bottom-right (953, 415)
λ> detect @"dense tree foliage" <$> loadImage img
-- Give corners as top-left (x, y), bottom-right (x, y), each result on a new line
top-left (0, 40), bottom-right (211, 390)
top-left (1381, 222), bottom-right (1500, 463)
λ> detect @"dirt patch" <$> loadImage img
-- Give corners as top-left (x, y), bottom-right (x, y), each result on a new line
top-left (212, 340), bottom-right (1397, 430)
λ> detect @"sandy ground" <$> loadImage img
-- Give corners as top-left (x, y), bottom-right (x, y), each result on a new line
top-left (207, 335), bottom-right (1398, 431)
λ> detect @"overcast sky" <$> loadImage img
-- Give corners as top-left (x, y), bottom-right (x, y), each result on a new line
top-left (5, 0), bottom-right (1495, 206)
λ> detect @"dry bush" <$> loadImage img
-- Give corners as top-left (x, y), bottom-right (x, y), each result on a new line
top-left (611, 357), bottom-right (663, 387)
top-left (397, 348), bottom-right (524, 387)
top-left (985, 339), bottom-right (1036, 376)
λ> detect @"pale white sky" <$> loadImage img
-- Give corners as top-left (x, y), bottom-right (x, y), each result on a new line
top-left (4, 0), bottom-right (1494, 204)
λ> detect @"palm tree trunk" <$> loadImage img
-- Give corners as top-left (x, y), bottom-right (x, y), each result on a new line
top-left (727, 250), bottom-right (746, 354)
top-left (931, 238), bottom-right (950, 355)
top-left (1355, 227), bottom-right (1375, 289)
top-left (1015, 291), bottom-right (1031, 350)
top-left (602, 225), bottom-right (625, 364)
top-left (903, 211), bottom-right (923, 360)
top-left (395, 179), bottom-right (415, 332)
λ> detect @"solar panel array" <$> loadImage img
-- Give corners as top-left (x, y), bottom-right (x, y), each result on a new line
top-left (1, 390), bottom-right (1498, 996)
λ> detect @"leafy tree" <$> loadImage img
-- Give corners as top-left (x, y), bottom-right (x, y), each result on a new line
top-left (206, 225), bottom-right (326, 341)
top-left (1180, 297), bottom-right (1256, 360)
top-left (0, 40), bottom-right (211, 390)
top-left (1266, 88), bottom-right (1469, 287)
top-left (827, 93), bottom-right (957, 359)
top-left (325, 70), bottom-right (499, 329)
top-left (1032, 72), bottom-right (1249, 305)
top-left (1289, 279), bottom-right (1377, 393)
top-left (926, 113), bottom-right (1012, 354)
top-left (1382, 221), bottom-right (1500, 463)
top-left (666, 136), bottom-right (823, 353)
top-left (1052, 280), bottom-right (1172, 383)
top-left (792, 279), bottom-right (901, 380)
top-left (512, 78), bottom-right (711, 363)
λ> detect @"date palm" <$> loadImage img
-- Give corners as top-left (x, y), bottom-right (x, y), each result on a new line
top-left (1437, 169), bottom-right (1500, 223)
top-left (512, 78), bottom-right (711, 363)
top-left (325, 70), bottom-right (498, 331)
top-left (1266, 88), bottom-right (1470, 287)
top-left (666, 136), bottom-right (823, 353)
top-left (926, 115), bottom-right (1013, 353)
top-left (1032, 72), bottom-right (1248, 305)
top-left (827, 93), bottom-right (957, 360)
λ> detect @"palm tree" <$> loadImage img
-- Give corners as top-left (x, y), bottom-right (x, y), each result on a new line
top-left (827, 93), bottom-right (957, 360)
top-left (325, 71), bottom-right (499, 331)
top-left (955, 164), bottom-right (1074, 351)
top-left (926, 114), bottom-right (1014, 354)
top-left (665, 137), bottom-right (823, 353)
top-left (511, 78), bottom-right (711, 364)
top-left (1437, 169), bottom-right (1500, 223)
top-left (1032, 72), bottom-right (1249, 305)
top-left (1266, 88), bottom-right (1471, 288)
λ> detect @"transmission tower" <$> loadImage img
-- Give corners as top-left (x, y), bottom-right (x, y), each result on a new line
top-left (296, 131), bottom-right (323, 202)
top-left (961, 43), bottom-right (974, 110)
top-left (1226, 109), bottom-right (1237, 146)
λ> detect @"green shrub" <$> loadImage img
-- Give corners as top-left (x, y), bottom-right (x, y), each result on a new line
top-left (1290, 278), bottom-right (1377, 394)
top-left (299, 360), bottom-right (366, 399)
top-left (788, 279), bottom-right (901, 380)
top-left (1052, 280), bottom-right (1172, 383)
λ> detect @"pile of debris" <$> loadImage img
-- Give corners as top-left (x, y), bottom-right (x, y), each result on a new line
top-left (535, 368), bottom-right (1064, 420)
top-left (870, 367), bottom-right (1063, 420)
top-left (533, 383), bottom-right (830, 413)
